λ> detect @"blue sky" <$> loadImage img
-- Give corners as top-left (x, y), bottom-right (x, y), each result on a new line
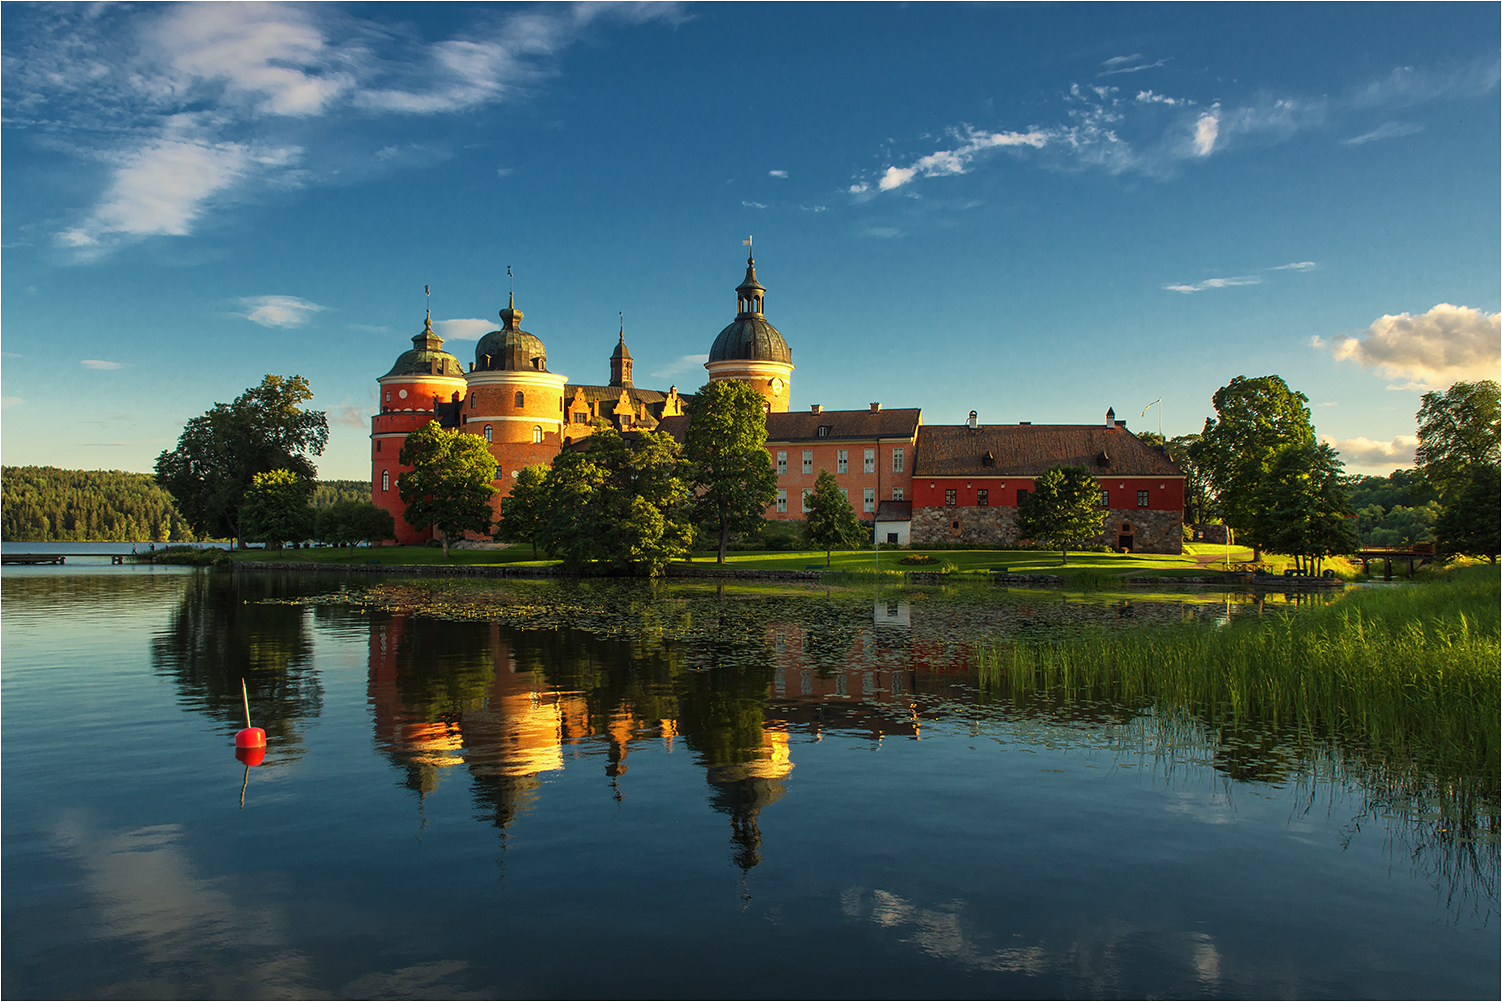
top-left (3, 2), bottom-right (1498, 480)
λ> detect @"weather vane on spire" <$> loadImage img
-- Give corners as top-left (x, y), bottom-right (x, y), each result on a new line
top-left (619, 311), bottom-right (624, 336)
top-left (506, 265), bottom-right (514, 308)
top-left (424, 284), bottom-right (431, 321)
top-left (743, 235), bottom-right (753, 259)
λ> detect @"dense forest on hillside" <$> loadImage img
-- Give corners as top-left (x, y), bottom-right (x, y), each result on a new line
top-left (2, 469), bottom-right (373, 541)
top-left (2, 467), bottom-right (195, 541)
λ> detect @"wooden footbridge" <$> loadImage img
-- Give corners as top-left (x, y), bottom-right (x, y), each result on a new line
top-left (1355, 543), bottom-right (1434, 580)
top-left (2, 553), bottom-right (129, 565)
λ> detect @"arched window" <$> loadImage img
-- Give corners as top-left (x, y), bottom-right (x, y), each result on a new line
top-left (375, 440), bottom-right (381, 453)
top-left (381, 470), bottom-right (389, 492)
top-left (514, 391), bottom-right (524, 408)
top-left (532, 426), bottom-right (543, 443)
top-left (484, 425), bottom-right (493, 443)
top-left (470, 394), bottom-right (476, 409)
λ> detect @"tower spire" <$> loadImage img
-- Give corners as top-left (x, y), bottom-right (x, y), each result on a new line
top-left (507, 265), bottom-right (513, 309)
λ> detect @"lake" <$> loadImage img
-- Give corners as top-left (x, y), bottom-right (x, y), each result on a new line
top-left (2, 563), bottom-right (1495, 998)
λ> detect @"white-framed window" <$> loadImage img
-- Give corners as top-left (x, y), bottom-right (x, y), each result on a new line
top-left (484, 425), bottom-right (493, 443)
top-left (977, 489), bottom-right (989, 507)
top-left (863, 488), bottom-right (875, 513)
top-left (801, 488), bottom-right (812, 513)
top-left (892, 447), bottom-right (904, 473)
top-left (837, 449), bottom-right (848, 474)
top-left (864, 448), bottom-right (875, 474)
top-left (777, 450), bottom-right (787, 475)
top-left (776, 489), bottom-right (787, 513)
top-left (892, 488), bottom-right (903, 501)
top-left (945, 489), bottom-right (957, 506)
top-left (1138, 490), bottom-right (1150, 507)
top-left (381, 470), bottom-right (389, 492)
top-left (385, 390), bottom-right (391, 402)
top-left (841, 488), bottom-right (849, 502)
top-left (802, 450), bottom-right (813, 474)
top-left (532, 426), bottom-right (543, 443)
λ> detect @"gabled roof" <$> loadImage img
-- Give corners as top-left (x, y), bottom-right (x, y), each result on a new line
top-left (875, 500), bottom-right (912, 522)
top-left (914, 424), bottom-right (1182, 478)
top-left (765, 407), bottom-right (921, 443)
top-left (566, 384), bottom-right (674, 406)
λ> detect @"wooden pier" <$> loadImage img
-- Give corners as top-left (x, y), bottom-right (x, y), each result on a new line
top-left (1, 553), bottom-right (67, 565)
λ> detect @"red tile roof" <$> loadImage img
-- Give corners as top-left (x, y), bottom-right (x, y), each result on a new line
top-left (914, 424), bottom-right (1182, 478)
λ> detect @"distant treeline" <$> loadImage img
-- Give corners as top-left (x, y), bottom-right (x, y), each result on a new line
top-left (1, 467), bottom-right (371, 542)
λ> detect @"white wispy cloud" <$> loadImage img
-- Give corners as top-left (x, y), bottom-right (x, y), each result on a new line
top-left (80, 359), bottom-right (127, 369)
top-left (1136, 90), bottom-right (1190, 106)
top-left (768, 169), bottom-right (788, 178)
top-left (329, 401), bottom-right (373, 429)
top-left (650, 354), bottom-right (709, 379)
top-left (1269, 261), bottom-right (1318, 271)
top-left (1163, 276), bottom-right (1262, 294)
top-left (433, 318), bottom-right (493, 341)
top-left (1099, 55), bottom-right (1169, 77)
top-left (1, 397), bottom-right (23, 410)
top-left (1314, 303), bottom-right (1501, 391)
top-left (1192, 111), bottom-right (1220, 155)
top-left (239, 295), bottom-right (327, 328)
top-left (11, 3), bottom-right (682, 257)
top-left (875, 126), bottom-right (1049, 192)
top-left (1321, 434), bottom-right (1419, 469)
top-left (861, 226), bottom-right (903, 239)
top-left (741, 200), bottom-right (767, 209)
top-left (1342, 121), bottom-right (1424, 145)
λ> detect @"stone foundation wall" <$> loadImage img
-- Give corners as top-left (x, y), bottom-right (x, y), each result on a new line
top-left (910, 505), bottom-right (1183, 554)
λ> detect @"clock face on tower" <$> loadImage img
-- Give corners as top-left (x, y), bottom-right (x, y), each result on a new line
top-left (769, 377), bottom-right (785, 395)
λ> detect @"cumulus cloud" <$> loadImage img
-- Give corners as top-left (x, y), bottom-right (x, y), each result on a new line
top-left (1192, 112), bottom-right (1220, 155)
top-left (330, 401), bottom-right (373, 429)
top-left (650, 353), bottom-right (709, 379)
top-left (239, 295), bottom-right (327, 328)
top-left (768, 169), bottom-right (788, 178)
top-left (1316, 304), bottom-right (1501, 390)
top-left (11, 3), bottom-right (681, 257)
top-left (1163, 276), bottom-right (1262, 294)
top-left (80, 359), bottom-right (127, 369)
top-left (1321, 434), bottom-right (1420, 469)
top-left (1342, 121), bottom-right (1424, 145)
top-left (433, 318), bottom-right (493, 341)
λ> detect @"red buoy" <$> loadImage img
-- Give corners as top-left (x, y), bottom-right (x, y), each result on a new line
top-left (235, 678), bottom-right (266, 760)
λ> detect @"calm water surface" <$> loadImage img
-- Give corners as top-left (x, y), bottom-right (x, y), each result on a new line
top-left (2, 565), bottom-right (1495, 999)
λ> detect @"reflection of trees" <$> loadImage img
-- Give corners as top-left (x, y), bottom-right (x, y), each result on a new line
top-left (150, 571), bottom-right (322, 751)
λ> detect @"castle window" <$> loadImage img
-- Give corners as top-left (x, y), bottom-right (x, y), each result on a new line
top-left (817, 426), bottom-right (830, 437)
top-left (841, 488), bottom-right (849, 502)
top-left (484, 425), bottom-right (493, 443)
top-left (1099, 490), bottom-right (1110, 507)
top-left (777, 489), bottom-right (787, 513)
top-left (532, 426), bottom-right (543, 443)
top-left (837, 449), bottom-right (848, 474)
top-left (977, 489), bottom-right (988, 507)
top-left (385, 390), bottom-right (391, 402)
top-left (375, 440), bottom-right (381, 453)
top-left (574, 412), bottom-right (588, 424)
top-left (802, 450), bottom-right (813, 474)
top-left (471, 395), bottom-right (476, 409)
top-left (777, 451), bottom-right (787, 475)
top-left (1138, 490), bottom-right (1150, 507)
top-left (863, 488), bottom-right (875, 513)
top-left (945, 489), bottom-right (957, 506)
top-left (1017, 488), bottom-right (1029, 507)
top-left (864, 449), bottom-right (875, 474)
top-left (801, 488), bottom-right (812, 513)
top-left (892, 488), bottom-right (903, 501)
top-left (514, 391), bottom-right (524, 408)
top-left (892, 448), bottom-right (904, 473)
top-left (494, 466), bottom-right (502, 481)
top-left (381, 470), bottom-right (389, 492)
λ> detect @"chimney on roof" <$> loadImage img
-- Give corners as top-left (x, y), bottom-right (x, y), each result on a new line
top-left (967, 409), bottom-right (978, 430)
top-left (1106, 407), bottom-right (1116, 428)
top-left (1019, 421), bottom-right (1031, 426)
top-left (870, 402), bottom-right (881, 412)
top-left (810, 403), bottom-right (822, 414)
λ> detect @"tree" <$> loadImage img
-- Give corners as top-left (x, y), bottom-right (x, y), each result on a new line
top-left (239, 469), bottom-right (315, 551)
top-left (534, 428), bottom-right (692, 575)
top-left (1434, 463), bottom-right (1500, 562)
top-left (803, 469), bottom-right (866, 566)
top-left (497, 465), bottom-right (550, 558)
top-left (397, 422), bottom-right (496, 558)
top-left (155, 375), bottom-right (328, 546)
top-left (1016, 465), bottom-right (1106, 564)
top-left (1253, 442), bottom-right (1359, 574)
top-left (1415, 380), bottom-right (1501, 501)
top-left (684, 380), bottom-right (779, 564)
top-left (315, 500), bottom-right (395, 547)
top-left (1192, 375), bottom-right (1314, 559)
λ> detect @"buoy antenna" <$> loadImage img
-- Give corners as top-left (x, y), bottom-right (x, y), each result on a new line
top-left (241, 678), bottom-right (252, 730)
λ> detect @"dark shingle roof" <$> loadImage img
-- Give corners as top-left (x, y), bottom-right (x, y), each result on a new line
top-left (914, 425), bottom-right (1182, 478)
top-left (875, 500), bottom-right (912, 522)
top-left (567, 384), bottom-right (672, 406)
top-left (708, 317), bottom-right (791, 364)
top-left (765, 408), bottom-right (921, 442)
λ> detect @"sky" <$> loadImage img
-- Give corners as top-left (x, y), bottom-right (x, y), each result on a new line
top-left (3, 2), bottom-right (1498, 481)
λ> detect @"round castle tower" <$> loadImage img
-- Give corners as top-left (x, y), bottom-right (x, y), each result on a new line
top-left (705, 255), bottom-right (793, 412)
top-left (372, 314), bottom-right (468, 544)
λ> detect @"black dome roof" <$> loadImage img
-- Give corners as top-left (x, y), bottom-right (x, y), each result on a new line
top-left (709, 317), bottom-right (791, 364)
top-left (474, 304), bottom-right (548, 372)
top-left (382, 317), bottom-right (465, 379)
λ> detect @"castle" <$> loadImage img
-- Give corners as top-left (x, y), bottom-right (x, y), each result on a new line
top-left (371, 256), bottom-right (1185, 553)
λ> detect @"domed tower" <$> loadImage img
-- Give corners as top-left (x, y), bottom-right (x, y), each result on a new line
top-left (705, 255), bottom-right (793, 412)
top-left (464, 292), bottom-right (568, 511)
top-left (609, 324), bottom-right (633, 388)
top-left (372, 313), bottom-right (469, 544)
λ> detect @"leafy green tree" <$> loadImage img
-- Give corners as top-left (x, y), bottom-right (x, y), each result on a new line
top-left (497, 465), bottom-right (550, 558)
top-left (155, 375), bottom-right (328, 546)
top-left (1192, 375), bottom-right (1314, 559)
top-left (1344, 468), bottom-right (1436, 516)
top-left (397, 422), bottom-right (497, 558)
top-left (312, 480), bottom-right (372, 507)
top-left (1435, 463), bottom-right (1500, 562)
top-left (315, 500), bottom-right (395, 547)
top-left (535, 428), bottom-right (692, 575)
top-left (1358, 502), bottom-right (1441, 546)
top-left (1416, 380), bottom-right (1501, 501)
top-left (1253, 443), bottom-right (1359, 574)
top-left (684, 380), bottom-right (779, 564)
top-left (1, 466), bottom-right (194, 541)
top-left (240, 469), bottom-right (315, 551)
top-left (803, 469), bottom-right (865, 566)
top-left (1016, 465), bottom-right (1106, 564)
